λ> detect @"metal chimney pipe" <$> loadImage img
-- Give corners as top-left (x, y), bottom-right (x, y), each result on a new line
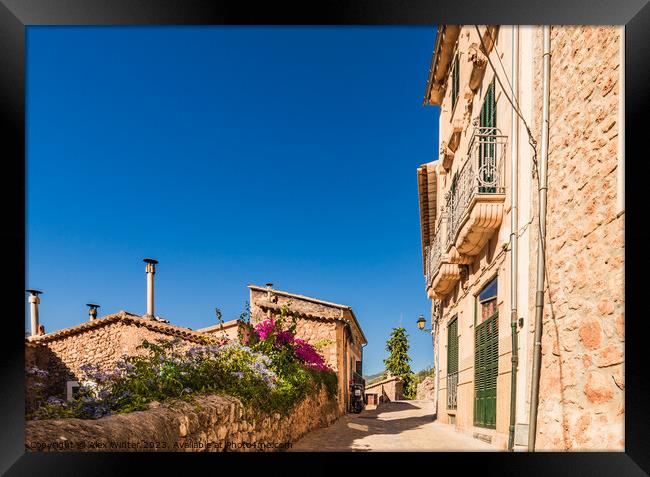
top-left (143, 258), bottom-right (158, 319)
top-left (265, 282), bottom-right (273, 300)
top-left (86, 303), bottom-right (100, 321)
top-left (26, 289), bottom-right (43, 337)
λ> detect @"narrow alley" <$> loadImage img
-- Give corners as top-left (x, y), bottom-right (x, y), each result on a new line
top-left (290, 401), bottom-right (497, 452)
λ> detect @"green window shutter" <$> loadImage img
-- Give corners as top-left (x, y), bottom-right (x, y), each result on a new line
top-left (478, 80), bottom-right (497, 193)
top-left (447, 317), bottom-right (459, 410)
top-left (474, 311), bottom-right (498, 428)
top-left (452, 54), bottom-right (460, 109)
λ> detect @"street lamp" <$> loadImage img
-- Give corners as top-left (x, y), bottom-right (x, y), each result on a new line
top-left (416, 314), bottom-right (432, 332)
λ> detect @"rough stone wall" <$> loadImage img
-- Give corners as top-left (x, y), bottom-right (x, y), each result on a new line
top-left (416, 376), bottom-right (436, 401)
top-left (200, 321), bottom-right (245, 342)
top-left (26, 385), bottom-right (339, 452)
top-left (531, 26), bottom-right (624, 451)
top-left (26, 322), bottom-right (200, 403)
top-left (364, 378), bottom-right (404, 401)
top-left (250, 288), bottom-right (345, 323)
top-left (249, 287), bottom-right (365, 413)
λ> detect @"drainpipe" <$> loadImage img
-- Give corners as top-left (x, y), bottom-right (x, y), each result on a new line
top-left (143, 258), bottom-right (158, 319)
top-left (433, 302), bottom-right (441, 419)
top-left (508, 25), bottom-right (520, 452)
top-left (528, 25), bottom-right (551, 452)
top-left (26, 289), bottom-right (43, 337)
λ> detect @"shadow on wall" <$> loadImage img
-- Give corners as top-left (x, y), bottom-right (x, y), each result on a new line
top-left (26, 344), bottom-right (75, 413)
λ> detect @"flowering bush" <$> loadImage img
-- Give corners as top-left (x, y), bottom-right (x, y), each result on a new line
top-left (27, 310), bottom-right (337, 421)
top-left (248, 304), bottom-right (337, 397)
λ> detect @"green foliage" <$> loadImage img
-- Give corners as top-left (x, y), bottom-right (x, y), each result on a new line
top-left (383, 327), bottom-right (416, 399)
top-left (412, 366), bottom-right (435, 390)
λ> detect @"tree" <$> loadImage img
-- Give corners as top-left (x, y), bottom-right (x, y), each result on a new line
top-left (383, 327), bottom-right (416, 399)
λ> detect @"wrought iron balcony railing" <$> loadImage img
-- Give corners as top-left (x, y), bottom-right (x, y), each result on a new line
top-left (425, 227), bottom-right (444, 287)
top-left (445, 126), bottom-right (507, 247)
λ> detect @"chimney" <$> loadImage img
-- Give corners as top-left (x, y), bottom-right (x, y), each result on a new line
top-left (266, 282), bottom-right (274, 300)
top-left (143, 258), bottom-right (158, 319)
top-left (86, 303), bottom-right (100, 321)
top-left (26, 289), bottom-right (43, 337)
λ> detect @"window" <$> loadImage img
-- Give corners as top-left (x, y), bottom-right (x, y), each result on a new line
top-left (66, 380), bottom-right (80, 401)
top-left (447, 317), bottom-right (458, 410)
top-left (479, 80), bottom-right (497, 193)
top-left (451, 53), bottom-right (460, 110)
top-left (474, 277), bottom-right (498, 428)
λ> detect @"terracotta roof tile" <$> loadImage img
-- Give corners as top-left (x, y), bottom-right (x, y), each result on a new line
top-left (25, 311), bottom-right (212, 345)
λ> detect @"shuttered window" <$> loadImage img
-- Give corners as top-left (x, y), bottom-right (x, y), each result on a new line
top-left (447, 317), bottom-right (459, 410)
top-left (479, 80), bottom-right (497, 193)
top-left (451, 53), bottom-right (460, 110)
top-left (474, 277), bottom-right (498, 428)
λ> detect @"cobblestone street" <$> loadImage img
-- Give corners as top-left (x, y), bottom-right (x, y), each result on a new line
top-left (290, 400), bottom-right (497, 452)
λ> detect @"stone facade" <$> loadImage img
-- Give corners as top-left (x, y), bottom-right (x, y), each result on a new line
top-left (364, 376), bottom-right (404, 403)
top-left (416, 376), bottom-right (436, 401)
top-left (26, 385), bottom-right (339, 452)
top-left (419, 25), bottom-right (624, 450)
top-left (25, 311), bottom-right (213, 410)
top-left (248, 285), bottom-right (367, 414)
top-left (197, 319), bottom-right (249, 343)
top-left (529, 26), bottom-right (624, 451)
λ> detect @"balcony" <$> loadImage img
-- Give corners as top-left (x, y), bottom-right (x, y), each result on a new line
top-left (445, 126), bottom-right (507, 256)
top-left (425, 220), bottom-right (462, 299)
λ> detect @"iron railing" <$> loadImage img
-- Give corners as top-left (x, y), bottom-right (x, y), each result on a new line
top-left (425, 231), bottom-right (442, 286)
top-left (445, 126), bottom-right (507, 247)
top-left (447, 372), bottom-right (458, 410)
top-left (425, 214), bottom-right (448, 287)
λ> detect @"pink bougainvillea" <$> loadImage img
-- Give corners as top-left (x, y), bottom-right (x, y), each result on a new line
top-left (294, 339), bottom-right (330, 372)
top-left (253, 318), bottom-right (276, 340)
top-left (253, 317), bottom-right (331, 372)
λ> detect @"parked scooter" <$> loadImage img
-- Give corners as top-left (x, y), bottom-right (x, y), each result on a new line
top-left (349, 382), bottom-right (365, 414)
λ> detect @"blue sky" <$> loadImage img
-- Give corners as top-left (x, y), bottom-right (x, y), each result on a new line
top-left (26, 26), bottom-right (439, 375)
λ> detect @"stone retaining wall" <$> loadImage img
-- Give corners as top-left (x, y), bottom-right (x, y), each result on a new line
top-left (26, 386), bottom-right (339, 452)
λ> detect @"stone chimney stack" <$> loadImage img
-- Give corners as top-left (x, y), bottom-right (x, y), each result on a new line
top-left (86, 303), bottom-right (100, 321)
top-left (26, 289), bottom-right (43, 337)
top-left (143, 258), bottom-right (158, 319)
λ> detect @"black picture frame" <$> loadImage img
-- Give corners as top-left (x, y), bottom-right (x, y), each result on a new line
top-left (1, 1), bottom-right (647, 475)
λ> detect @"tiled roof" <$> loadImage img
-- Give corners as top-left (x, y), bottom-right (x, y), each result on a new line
top-left (196, 319), bottom-right (241, 333)
top-left (248, 285), bottom-right (350, 309)
top-left (25, 311), bottom-right (212, 345)
top-left (254, 299), bottom-right (368, 345)
top-left (248, 284), bottom-right (367, 344)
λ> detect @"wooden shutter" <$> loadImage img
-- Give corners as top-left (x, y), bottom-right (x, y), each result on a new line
top-left (447, 318), bottom-right (459, 410)
top-left (479, 80), bottom-right (497, 193)
top-left (474, 311), bottom-right (498, 428)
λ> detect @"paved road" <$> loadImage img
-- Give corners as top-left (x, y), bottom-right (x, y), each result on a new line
top-left (290, 400), bottom-right (497, 452)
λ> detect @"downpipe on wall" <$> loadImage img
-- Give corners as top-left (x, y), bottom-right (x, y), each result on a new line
top-left (507, 25), bottom-right (520, 452)
top-left (528, 25), bottom-right (551, 452)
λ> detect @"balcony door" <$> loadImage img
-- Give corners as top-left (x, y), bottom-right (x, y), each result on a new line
top-left (474, 276), bottom-right (498, 428)
top-left (478, 80), bottom-right (497, 193)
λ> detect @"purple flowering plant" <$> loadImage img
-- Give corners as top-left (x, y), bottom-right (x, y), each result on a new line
top-left (27, 305), bottom-right (337, 421)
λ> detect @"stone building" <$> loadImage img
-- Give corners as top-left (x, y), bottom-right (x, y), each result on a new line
top-left (248, 284), bottom-right (367, 414)
top-left (197, 319), bottom-right (249, 342)
top-left (364, 375), bottom-right (404, 405)
top-left (25, 310), bottom-right (215, 410)
top-left (418, 25), bottom-right (624, 450)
